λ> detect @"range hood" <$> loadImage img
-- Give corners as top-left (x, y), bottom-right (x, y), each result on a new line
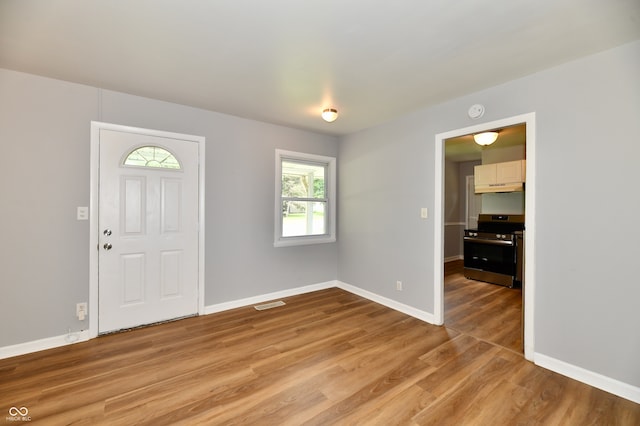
top-left (475, 182), bottom-right (524, 194)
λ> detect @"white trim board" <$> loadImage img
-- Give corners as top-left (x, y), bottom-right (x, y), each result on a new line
top-left (2, 280), bottom-right (639, 404)
top-left (337, 281), bottom-right (436, 324)
top-left (0, 331), bottom-right (90, 360)
top-left (434, 112), bottom-right (536, 360)
top-left (534, 353), bottom-right (640, 404)
top-left (0, 280), bottom-right (434, 359)
top-left (205, 280), bottom-right (435, 325)
top-left (203, 281), bottom-right (336, 315)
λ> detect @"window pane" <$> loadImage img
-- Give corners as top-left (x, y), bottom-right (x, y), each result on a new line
top-left (281, 161), bottom-right (325, 198)
top-left (282, 201), bottom-right (326, 237)
top-left (124, 146), bottom-right (181, 169)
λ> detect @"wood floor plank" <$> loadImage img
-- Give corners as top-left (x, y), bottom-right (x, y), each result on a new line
top-left (1, 278), bottom-right (638, 424)
top-left (416, 339), bottom-right (500, 398)
top-left (413, 354), bottom-right (521, 425)
top-left (304, 357), bottom-right (432, 425)
top-left (444, 259), bottom-right (523, 353)
top-left (349, 384), bottom-right (437, 426)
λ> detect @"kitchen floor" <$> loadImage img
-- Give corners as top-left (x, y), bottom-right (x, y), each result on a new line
top-left (444, 259), bottom-right (523, 353)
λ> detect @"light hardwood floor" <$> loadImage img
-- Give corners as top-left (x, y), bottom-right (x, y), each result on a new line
top-left (444, 259), bottom-right (523, 353)
top-left (1, 266), bottom-right (638, 425)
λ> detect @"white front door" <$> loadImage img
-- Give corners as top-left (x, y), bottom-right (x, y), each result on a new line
top-left (98, 128), bottom-right (200, 333)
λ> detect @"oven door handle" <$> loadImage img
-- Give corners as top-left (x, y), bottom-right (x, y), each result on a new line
top-left (464, 236), bottom-right (514, 246)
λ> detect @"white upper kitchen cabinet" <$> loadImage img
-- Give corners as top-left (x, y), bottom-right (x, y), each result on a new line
top-left (475, 160), bottom-right (526, 193)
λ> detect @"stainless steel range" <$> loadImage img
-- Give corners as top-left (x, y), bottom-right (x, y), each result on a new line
top-left (463, 214), bottom-right (525, 288)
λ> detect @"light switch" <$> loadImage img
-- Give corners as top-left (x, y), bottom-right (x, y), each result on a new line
top-left (420, 207), bottom-right (428, 219)
top-left (77, 206), bottom-right (89, 221)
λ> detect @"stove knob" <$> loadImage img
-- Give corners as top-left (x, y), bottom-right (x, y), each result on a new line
top-left (496, 234), bottom-right (500, 239)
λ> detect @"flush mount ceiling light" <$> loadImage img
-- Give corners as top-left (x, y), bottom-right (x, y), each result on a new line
top-left (473, 131), bottom-right (499, 146)
top-left (321, 108), bottom-right (338, 123)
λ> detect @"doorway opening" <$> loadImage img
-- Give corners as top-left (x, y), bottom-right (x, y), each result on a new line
top-left (433, 112), bottom-right (536, 360)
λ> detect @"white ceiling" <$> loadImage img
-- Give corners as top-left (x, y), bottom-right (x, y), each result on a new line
top-left (1, 0), bottom-right (639, 136)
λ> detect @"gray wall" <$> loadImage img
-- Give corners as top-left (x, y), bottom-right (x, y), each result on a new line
top-left (0, 71), bottom-right (97, 346)
top-left (1, 40), bottom-right (638, 392)
top-left (338, 40), bottom-right (640, 387)
top-left (443, 160), bottom-right (479, 259)
top-left (482, 144), bottom-right (526, 164)
top-left (481, 192), bottom-right (525, 214)
top-left (458, 160), bottom-right (479, 218)
top-left (443, 159), bottom-right (463, 260)
top-left (0, 69), bottom-right (338, 347)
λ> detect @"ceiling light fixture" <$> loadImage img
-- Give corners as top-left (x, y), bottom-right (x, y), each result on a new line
top-left (473, 131), bottom-right (499, 146)
top-left (321, 108), bottom-right (338, 123)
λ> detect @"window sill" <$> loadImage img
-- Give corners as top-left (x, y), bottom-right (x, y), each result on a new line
top-left (274, 235), bottom-right (336, 248)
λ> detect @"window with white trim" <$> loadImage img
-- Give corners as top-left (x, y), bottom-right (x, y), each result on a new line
top-left (275, 149), bottom-right (336, 247)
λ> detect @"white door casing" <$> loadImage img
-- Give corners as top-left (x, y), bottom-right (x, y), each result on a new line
top-left (90, 122), bottom-right (205, 336)
top-left (434, 112), bottom-right (535, 361)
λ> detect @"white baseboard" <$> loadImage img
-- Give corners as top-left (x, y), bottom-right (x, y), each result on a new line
top-left (535, 352), bottom-right (640, 404)
top-left (204, 280), bottom-right (436, 325)
top-left (0, 281), bottom-right (436, 360)
top-left (3, 285), bottom-right (638, 405)
top-left (203, 280), bottom-right (336, 315)
top-left (336, 280), bottom-right (436, 324)
top-left (0, 330), bottom-right (90, 360)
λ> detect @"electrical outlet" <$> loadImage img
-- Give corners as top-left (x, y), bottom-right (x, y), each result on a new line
top-left (396, 281), bottom-right (403, 291)
top-left (76, 302), bottom-right (87, 320)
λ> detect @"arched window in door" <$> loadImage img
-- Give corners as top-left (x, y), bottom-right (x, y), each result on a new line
top-left (123, 146), bottom-right (181, 170)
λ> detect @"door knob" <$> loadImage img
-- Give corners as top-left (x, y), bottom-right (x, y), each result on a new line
top-left (103, 243), bottom-right (113, 250)
top-left (103, 229), bottom-right (112, 236)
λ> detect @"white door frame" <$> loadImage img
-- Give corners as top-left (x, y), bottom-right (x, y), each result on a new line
top-left (89, 121), bottom-right (206, 338)
top-left (434, 112), bottom-right (536, 360)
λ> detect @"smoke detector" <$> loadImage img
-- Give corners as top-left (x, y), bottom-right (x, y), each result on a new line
top-left (468, 104), bottom-right (485, 119)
